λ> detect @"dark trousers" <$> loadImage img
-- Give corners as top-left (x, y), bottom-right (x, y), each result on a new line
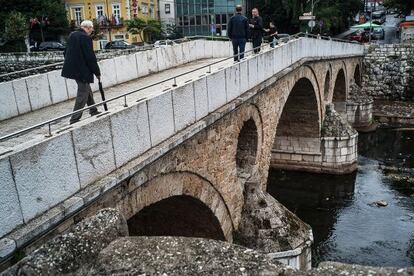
top-left (252, 37), bottom-right (262, 53)
top-left (232, 38), bottom-right (247, 61)
top-left (70, 80), bottom-right (98, 123)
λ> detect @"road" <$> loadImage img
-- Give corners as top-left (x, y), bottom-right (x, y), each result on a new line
top-left (379, 14), bottom-right (401, 44)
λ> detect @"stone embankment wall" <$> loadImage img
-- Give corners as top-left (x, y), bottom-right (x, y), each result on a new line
top-left (363, 44), bottom-right (414, 100)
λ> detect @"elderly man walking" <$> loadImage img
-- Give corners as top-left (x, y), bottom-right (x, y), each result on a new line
top-left (228, 5), bottom-right (249, 62)
top-left (62, 20), bottom-right (101, 124)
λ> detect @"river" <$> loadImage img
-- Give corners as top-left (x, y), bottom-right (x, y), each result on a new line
top-left (267, 125), bottom-right (414, 267)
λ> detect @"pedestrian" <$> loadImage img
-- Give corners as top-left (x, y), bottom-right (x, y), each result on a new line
top-left (249, 8), bottom-right (263, 53)
top-left (227, 5), bottom-right (249, 62)
top-left (62, 20), bottom-right (101, 125)
top-left (264, 22), bottom-right (278, 48)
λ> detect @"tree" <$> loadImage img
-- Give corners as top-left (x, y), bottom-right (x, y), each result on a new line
top-left (144, 19), bottom-right (162, 42)
top-left (384, 0), bottom-right (414, 14)
top-left (125, 17), bottom-right (147, 42)
top-left (2, 11), bottom-right (29, 52)
top-left (247, 0), bottom-right (362, 35)
top-left (125, 17), bottom-right (162, 42)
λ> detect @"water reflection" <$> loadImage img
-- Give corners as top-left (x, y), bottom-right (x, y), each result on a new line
top-left (267, 126), bottom-right (414, 267)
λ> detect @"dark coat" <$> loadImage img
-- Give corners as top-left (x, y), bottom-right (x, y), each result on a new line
top-left (228, 13), bottom-right (249, 40)
top-left (62, 29), bottom-right (100, 83)
top-left (249, 16), bottom-right (264, 39)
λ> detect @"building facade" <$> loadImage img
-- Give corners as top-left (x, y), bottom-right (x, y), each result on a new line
top-left (175, 0), bottom-right (246, 36)
top-left (159, 0), bottom-right (175, 28)
top-left (64, 0), bottom-right (159, 49)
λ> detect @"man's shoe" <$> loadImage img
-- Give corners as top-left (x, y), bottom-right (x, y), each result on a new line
top-left (69, 120), bottom-right (79, 125)
top-left (90, 111), bottom-right (102, 116)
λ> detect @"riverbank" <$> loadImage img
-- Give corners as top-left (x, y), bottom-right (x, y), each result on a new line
top-left (373, 100), bottom-right (414, 124)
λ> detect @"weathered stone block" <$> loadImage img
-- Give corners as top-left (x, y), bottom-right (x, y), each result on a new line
top-left (110, 103), bottom-right (151, 167)
top-left (99, 58), bottom-right (118, 88)
top-left (248, 57), bottom-right (258, 89)
top-left (181, 42), bottom-right (191, 63)
top-left (135, 51), bottom-right (149, 78)
top-left (0, 158), bottom-right (23, 237)
top-left (172, 44), bottom-right (184, 66)
top-left (10, 133), bottom-right (80, 222)
top-left (206, 70), bottom-right (226, 112)
top-left (172, 82), bottom-right (196, 131)
top-left (0, 81), bottom-right (19, 120)
top-left (239, 59), bottom-right (249, 94)
top-left (115, 54), bottom-right (138, 83)
top-left (156, 48), bottom-right (168, 71)
top-left (195, 40), bottom-right (205, 60)
top-left (147, 92), bottom-right (175, 146)
top-left (11, 78), bottom-right (32, 116)
top-left (25, 74), bottom-right (52, 110)
top-left (193, 76), bottom-right (208, 120)
top-left (225, 64), bottom-right (241, 102)
top-left (47, 70), bottom-right (68, 104)
top-left (72, 117), bottom-right (116, 188)
top-left (65, 78), bottom-right (78, 98)
top-left (0, 238), bottom-right (16, 258)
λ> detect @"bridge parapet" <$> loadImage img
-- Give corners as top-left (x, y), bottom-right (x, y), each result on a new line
top-left (0, 37), bottom-right (364, 261)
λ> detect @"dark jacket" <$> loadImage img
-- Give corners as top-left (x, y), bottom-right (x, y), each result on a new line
top-left (62, 29), bottom-right (100, 83)
top-left (249, 16), bottom-right (264, 39)
top-left (227, 13), bottom-right (249, 40)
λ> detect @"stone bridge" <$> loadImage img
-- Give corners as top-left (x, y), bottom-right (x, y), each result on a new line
top-left (0, 37), bottom-right (364, 269)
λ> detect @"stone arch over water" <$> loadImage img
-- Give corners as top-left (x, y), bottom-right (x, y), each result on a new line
top-left (126, 171), bottom-right (234, 241)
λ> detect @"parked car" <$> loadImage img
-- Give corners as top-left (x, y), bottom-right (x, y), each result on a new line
top-left (372, 28), bottom-right (385, 40)
top-left (154, 40), bottom-right (177, 48)
top-left (104, 40), bottom-right (136, 50)
top-left (349, 30), bottom-right (369, 43)
top-left (38, 41), bottom-right (65, 51)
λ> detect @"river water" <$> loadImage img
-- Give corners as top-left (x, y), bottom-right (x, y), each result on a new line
top-left (267, 125), bottom-right (414, 267)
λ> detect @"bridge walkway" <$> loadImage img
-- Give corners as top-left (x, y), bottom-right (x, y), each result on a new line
top-left (0, 57), bottom-right (229, 154)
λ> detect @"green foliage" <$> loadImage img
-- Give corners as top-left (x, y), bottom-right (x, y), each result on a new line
top-left (3, 11), bottom-right (28, 42)
top-left (0, 0), bottom-right (69, 35)
top-left (248, 0), bottom-right (362, 35)
top-left (125, 17), bottom-right (162, 42)
top-left (384, 0), bottom-right (414, 14)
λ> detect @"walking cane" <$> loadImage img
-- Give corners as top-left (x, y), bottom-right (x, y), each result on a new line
top-left (98, 80), bottom-right (108, 111)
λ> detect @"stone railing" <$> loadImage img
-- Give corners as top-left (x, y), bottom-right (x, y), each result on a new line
top-left (0, 38), bottom-right (364, 259)
top-left (0, 40), bottom-right (234, 121)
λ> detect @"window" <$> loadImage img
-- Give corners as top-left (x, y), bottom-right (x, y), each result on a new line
top-left (96, 5), bottom-right (104, 18)
top-left (112, 4), bottom-right (121, 20)
top-left (141, 3), bottom-right (149, 14)
top-left (150, 4), bottom-right (155, 17)
top-left (165, 4), bottom-right (171, 14)
top-left (73, 7), bottom-right (83, 26)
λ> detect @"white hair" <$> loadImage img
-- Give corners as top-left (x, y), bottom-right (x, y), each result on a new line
top-left (80, 20), bottom-right (93, 28)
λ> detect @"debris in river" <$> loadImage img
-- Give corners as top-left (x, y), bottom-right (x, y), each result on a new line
top-left (374, 200), bottom-right (388, 207)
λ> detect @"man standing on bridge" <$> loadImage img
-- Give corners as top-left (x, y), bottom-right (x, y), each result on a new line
top-left (62, 20), bottom-right (101, 125)
top-left (249, 8), bottom-right (263, 53)
top-left (228, 5), bottom-right (249, 62)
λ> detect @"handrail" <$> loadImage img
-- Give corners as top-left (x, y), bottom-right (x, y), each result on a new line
top-left (0, 34), bottom-right (361, 143)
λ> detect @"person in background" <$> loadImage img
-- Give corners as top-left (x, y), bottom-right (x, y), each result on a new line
top-left (62, 20), bottom-right (101, 125)
top-left (227, 5), bottom-right (249, 62)
top-left (249, 8), bottom-right (263, 53)
top-left (264, 22), bottom-right (278, 48)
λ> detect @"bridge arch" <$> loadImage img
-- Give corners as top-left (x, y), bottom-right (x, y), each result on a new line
top-left (324, 70), bottom-right (331, 101)
top-left (276, 76), bottom-right (321, 139)
top-left (126, 171), bottom-right (234, 241)
top-left (234, 104), bottom-right (264, 180)
top-left (354, 63), bottom-right (362, 86)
